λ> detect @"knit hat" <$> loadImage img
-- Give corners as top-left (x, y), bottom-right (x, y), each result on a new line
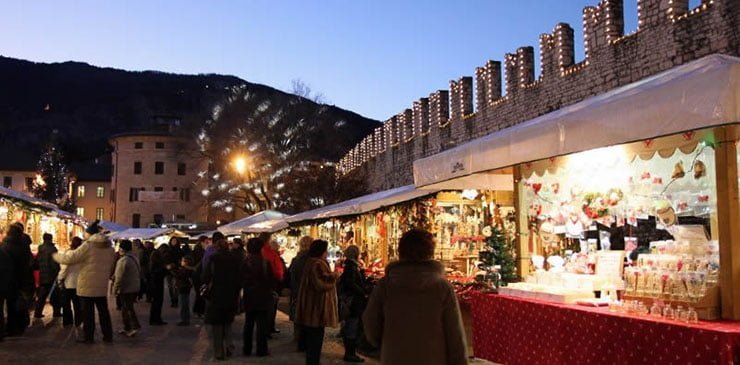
top-left (86, 220), bottom-right (102, 235)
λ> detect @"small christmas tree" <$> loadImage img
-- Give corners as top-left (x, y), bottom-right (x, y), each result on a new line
top-left (480, 225), bottom-right (517, 286)
top-left (33, 134), bottom-right (72, 211)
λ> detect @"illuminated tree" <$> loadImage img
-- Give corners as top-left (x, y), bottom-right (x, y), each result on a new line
top-left (197, 85), bottom-right (368, 215)
top-left (33, 132), bottom-right (73, 211)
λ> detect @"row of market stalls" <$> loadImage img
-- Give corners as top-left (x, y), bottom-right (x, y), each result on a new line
top-left (0, 186), bottom-right (88, 248)
top-left (217, 55), bottom-right (740, 363)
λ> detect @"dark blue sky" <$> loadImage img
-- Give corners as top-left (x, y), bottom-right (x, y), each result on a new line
top-left (0, 0), bottom-right (679, 121)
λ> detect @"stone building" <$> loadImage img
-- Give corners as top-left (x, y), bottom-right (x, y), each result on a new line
top-left (337, 0), bottom-right (740, 192)
top-left (1, 169), bottom-right (35, 194)
top-left (69, 156), bottom-right (113, 222)
top-left (109, 131), bottom-right (208, 228)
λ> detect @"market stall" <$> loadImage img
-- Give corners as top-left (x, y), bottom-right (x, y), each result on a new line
top-left (0, 186), bottom-right (85, 248)
top-left (411, 54), bottom-right (740, 362)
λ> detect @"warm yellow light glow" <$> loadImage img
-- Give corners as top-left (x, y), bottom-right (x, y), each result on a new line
top-left (233, 156), bottom-right (247, 175)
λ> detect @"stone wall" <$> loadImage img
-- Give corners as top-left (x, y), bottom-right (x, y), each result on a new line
top-left (338, 0), bottom-right (740, 193)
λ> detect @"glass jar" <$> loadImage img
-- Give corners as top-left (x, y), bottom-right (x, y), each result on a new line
top-left (687, 307), bottom-right (699, 324)
top-left (663, 304), bottom-right (675, 320)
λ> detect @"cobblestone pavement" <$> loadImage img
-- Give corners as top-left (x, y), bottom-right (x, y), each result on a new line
top-left (0, 294), bottom-right (494, 365)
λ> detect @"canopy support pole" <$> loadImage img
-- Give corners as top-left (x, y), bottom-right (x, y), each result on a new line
top-left (715, 126), bottom-right (740, 320)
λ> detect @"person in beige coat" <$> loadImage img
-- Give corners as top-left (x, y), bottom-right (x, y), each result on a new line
top-left (53, 221), bottom-right (116, 343)
top-left (363, 229), bottom-right (468, 365)
top-left (295, 239), bottom-right (339, 365)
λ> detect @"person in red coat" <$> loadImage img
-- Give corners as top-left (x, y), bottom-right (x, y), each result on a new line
top-left (258, 233), bottom-right (283, 335)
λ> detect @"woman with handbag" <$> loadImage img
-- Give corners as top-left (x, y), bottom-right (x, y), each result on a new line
top-left (201, 232), bottom-right (241, 361)
top-left (295, 239), bottom-right (340, 365)
top-left (338, 245), bottom-right (368, 363)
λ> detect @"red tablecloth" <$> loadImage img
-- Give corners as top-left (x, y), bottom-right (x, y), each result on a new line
top-left (471, 293), bottom-right (740, 365)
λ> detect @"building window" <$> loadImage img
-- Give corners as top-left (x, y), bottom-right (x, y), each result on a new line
top-left (132, 214), bottom-right (141, 228)
top-left (134, 161), bottom-right (142, 175)
top-left (155, 142), bottom-right (164, 149)
top-left (180, 188), bottom-right (191, 202)
top-left (77, 185), bottom-right (86, 198)
top-left (76, 207), bottom-right (85, 217)
top-left (154, 187), bottom-right (164, 192)
top-left (154, 162), bottom-right (164, 175)
top-left (176, 214), bottom-right (186, 221)
top-left (96, 186), bottom-right (104, 198)
top-left (177, 163), bottom-right (186, 176)
top-left (134, 142), bottom-right (143, 149)
top-left (25, 177), bottom-right (33, 191)
top-left (96, 208), bottom-right (104, 221)
top-left (153, 214), bottom-right (164, 225)
top-left (172, 187), bottom-right (178, 191)
top-left (2, 176), bottom-right (11, 188)
top-left (129, 188), bottom-right (140, 202)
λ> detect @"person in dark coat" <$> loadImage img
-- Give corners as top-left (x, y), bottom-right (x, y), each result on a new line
top-left (202, 232), bottom-right (241, 361)
top-left (241, 238), bottom-right (276, 357)
top-left (166, 237), bottom-right (183, 308)
top-left (140, 241), bottom-right (154, 302)
top-left (0, 226), bottom-right (15, 341)
top-left (3, 223), bottom-right (34, 336)
top-left (34, 233), bottom-right (61, 318)
top-left (169, 255), bottom-right (195, 326)
top-left (192, 235), bottom-right (208, 318)
top-left (289, 236), bottom-right (313, 351)
top-left (148, 244), bottom-right (169, 325)
top-left (338, 245), bottom-right (369, 363)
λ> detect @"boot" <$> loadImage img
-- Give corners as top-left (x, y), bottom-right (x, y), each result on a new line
top-left (343, 338), bottom-right (365, 363)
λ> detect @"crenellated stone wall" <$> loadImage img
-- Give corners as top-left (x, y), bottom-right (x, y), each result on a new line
top-left (338, 0), bottom-right (740, 192)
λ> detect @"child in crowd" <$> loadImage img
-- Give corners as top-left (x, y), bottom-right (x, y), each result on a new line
top-left (169, 255), bottom-right (195, 326)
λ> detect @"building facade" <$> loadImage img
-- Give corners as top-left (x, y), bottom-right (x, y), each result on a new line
top-left (1, 170), bottom-right (36, 194)
top-left (71, 180), bottom-right (112, 222)
top-left (109, 132), bottom-right (208, 228)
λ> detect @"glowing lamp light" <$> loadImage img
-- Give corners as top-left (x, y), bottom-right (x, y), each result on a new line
top-left (461, 189), bottom-right (479, 200)
top-left (233, 156), bottom-right (247, 175)
top-left (35, 174), bottom-right (46, 187)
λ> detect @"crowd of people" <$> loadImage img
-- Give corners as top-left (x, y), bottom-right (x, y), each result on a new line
top-left (0, 219), bottom-right (469, 365)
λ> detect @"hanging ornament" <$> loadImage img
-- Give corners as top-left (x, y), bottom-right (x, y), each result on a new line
top-left (693, 160), bottom-right (706, 179)
top-left (671, 161), bottom-right (685, 179)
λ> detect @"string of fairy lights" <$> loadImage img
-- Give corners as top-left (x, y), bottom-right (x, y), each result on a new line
top-left (336, 0), bottom-right (719, 176)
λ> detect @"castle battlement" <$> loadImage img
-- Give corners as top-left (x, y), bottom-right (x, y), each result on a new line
top-left (338, 0), bottom-right (738, 192)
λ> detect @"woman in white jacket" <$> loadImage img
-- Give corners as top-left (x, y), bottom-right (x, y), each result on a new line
top-left (58, 236), bottom-right (83, 327)
top-left (53, 222), bottom-right (116, 343)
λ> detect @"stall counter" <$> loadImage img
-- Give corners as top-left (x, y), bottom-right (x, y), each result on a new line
top-left (471, 292), bottom-right (740, 364)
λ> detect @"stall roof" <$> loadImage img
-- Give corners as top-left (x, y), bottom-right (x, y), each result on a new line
top-left (286, 184), bottom-right (439, 225)
top-left (0, 186), bottom-right (85, 223)
top-left (0, 186), bottom-right (57, 210)
top-left (414, 54), bottom-right (740, 187)
top-left (99, 220), bottom-right (129, 233)
top-left (217, 210), bottom-right (288, 236)
top-left (242, 219), bottom-right (290, 234)
top-left (109, 228), bottom-right (181, 240)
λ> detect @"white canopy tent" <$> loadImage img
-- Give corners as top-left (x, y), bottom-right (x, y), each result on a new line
top-left (99, 220), bottom-right (129, 233)
top-left (242, 219), bottom-right (290, 234)
top-left (217, 210), bottom-right (288, 236)
top-left (286, 184), bottom-right (440, 225)
top-left (414, 54), bottom-right (740, 187)
top-left (109, 228), bottom-right (182, 241)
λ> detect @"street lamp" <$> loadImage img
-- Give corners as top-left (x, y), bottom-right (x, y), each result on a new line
top-left (232, 156), bottom-right (247, 176)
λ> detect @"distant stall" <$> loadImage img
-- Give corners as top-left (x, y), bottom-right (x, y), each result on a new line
top-left (0, 186), bottom-right (85, 248)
